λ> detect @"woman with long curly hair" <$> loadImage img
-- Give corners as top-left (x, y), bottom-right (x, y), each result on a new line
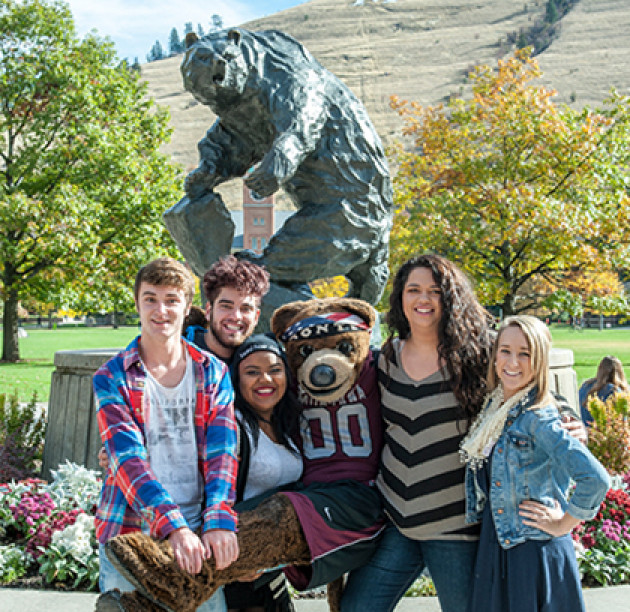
top-left (341, 253), bottom-right (495, 612)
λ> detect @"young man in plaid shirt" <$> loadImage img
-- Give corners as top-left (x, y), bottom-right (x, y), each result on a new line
top-left (94, 257), bottom-right (238, 612)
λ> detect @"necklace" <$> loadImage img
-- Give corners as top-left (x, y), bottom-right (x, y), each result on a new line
top-left (256, 414), bottom-right (273, 425)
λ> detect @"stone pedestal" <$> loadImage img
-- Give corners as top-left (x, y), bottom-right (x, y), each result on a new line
top-left (41, 349), bottom-right (118, 481)
top-left (549, 348), bottom-right (579, 417)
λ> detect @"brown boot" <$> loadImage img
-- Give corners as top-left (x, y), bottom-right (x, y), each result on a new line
top-left (106, 494), bottom-right (311, 612)
top-left (95, 589), bottom-right (166, 612)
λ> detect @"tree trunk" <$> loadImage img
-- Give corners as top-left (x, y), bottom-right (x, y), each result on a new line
top-left (501, 292), bottom-right (516, 317)
top-left (2, 290), bottom-right (20, 362)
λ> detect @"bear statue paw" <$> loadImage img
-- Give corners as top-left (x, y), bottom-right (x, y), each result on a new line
top-left (234, 249), bottom-right (263, 262)
top-left (184, 166), bottom-right (219, 199)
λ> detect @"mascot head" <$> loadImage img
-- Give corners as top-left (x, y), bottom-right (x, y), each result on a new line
top-left (271, 298), bottom-right (375, 404)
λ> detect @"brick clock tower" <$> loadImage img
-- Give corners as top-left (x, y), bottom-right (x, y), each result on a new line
top-left (242, 181), bottom-right (274, 254)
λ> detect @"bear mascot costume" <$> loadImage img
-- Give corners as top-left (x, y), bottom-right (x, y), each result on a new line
top-left (96, 298), bottom-right (385, 612)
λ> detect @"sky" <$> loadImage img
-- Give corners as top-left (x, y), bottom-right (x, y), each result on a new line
top-left (66, 0), bottom-right (307, 63)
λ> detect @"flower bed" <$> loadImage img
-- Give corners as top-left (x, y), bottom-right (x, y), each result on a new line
top-left (0, 461), bottom-right (101, 591)
top-left (1, 453), bottom-right (629, 592)
top-left (572, 472), bottom-right (630, 586)
top-left (568, 391), bottom-right (630, 586)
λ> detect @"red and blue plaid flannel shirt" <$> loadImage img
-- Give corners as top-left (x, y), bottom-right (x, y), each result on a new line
top-left (93, 336), bottom-right (237, 543)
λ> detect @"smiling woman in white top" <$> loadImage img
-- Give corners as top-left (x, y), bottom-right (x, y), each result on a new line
top-left (227, 334), bottom-right (303, 612)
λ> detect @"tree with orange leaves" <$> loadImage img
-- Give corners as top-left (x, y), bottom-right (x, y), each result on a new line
top-left (388, 49), bottom-right (630, 315)
top-left (541, 268), bottom-right (628, 328)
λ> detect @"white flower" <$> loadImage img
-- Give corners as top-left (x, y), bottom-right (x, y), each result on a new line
top-left (0, 544), bottom-right (30, 580)
top-left (609, 474), bottom-right (628, 492)
top-left (52, 513), bottom-right (96, 563)
top-left (47, 461), bottom-right (102, 511)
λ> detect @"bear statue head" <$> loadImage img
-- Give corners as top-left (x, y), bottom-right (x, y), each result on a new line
top-left (181, 29), bottom-right (249, 109)
top-left (271, 298), bottom-right (376, 404)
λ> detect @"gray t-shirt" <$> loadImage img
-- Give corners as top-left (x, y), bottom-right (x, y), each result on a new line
top-left (145, 353), bottom-right (204, 528)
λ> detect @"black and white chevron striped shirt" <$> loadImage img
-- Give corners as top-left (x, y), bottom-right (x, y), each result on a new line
top-left (376, 338), bottom-right (480, 541)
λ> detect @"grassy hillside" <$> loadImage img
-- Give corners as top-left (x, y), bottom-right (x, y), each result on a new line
top-left (141, 0), bottom-right (630, 212)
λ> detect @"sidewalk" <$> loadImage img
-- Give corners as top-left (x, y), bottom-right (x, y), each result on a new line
top-left (1, 586), bottom-right (629, 612)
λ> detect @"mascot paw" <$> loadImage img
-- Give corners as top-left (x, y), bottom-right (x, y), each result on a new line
top-left (95, 589), bottom-right (166, 612)
top-left (105, 533), bottom-right (215, 612)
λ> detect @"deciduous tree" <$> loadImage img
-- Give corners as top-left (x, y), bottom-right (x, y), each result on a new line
top-left (0, 0), bottom-right (181, 361)
top-left (310, 276), bottom-right (349, 299)
top-left (388, 50), bottom-right (630, 315)
top-left (541, 268), bottom-right (628, 328)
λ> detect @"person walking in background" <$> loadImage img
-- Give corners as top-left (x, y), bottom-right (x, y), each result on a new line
top-left (461, 315), bottom-right (610, 612)
top-left (579, 355), bottom-right (629, 425)
top-left (94, 257), bottom-right (239, 612)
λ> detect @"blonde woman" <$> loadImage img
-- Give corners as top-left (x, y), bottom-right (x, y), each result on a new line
top-left (461, 316), bottom-right (610, 612)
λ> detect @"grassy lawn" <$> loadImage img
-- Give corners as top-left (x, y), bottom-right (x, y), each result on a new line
top-left (550, 325), bottom-right (630, 384)
top-left (0, 326), bottom-right (138, 402)
top-left (1, 324), bottom-right (628, 403)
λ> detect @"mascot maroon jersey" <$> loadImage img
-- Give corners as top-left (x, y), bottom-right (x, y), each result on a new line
top-left (294, 353), bottom-right (383, 486)
top-left (282, 351), bottom-right (385, 590)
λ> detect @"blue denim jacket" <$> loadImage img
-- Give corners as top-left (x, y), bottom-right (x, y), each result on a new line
top-left (465, 387), bottom-right (610, 549)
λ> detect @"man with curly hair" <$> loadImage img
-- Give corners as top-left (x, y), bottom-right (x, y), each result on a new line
top-left (183, 255), bottom-right (270, 365)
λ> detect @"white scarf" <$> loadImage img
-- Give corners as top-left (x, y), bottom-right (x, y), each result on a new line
top-left (459, 383), bottom-right (535, 471)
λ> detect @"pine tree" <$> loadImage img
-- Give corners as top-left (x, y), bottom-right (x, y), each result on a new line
top-left (546, 0), bottom-right (558, 23)
top-left (211, 14), bottom-right (223, 31)
top-left (147, 39), bottom-right (164, 62)
top-left (168, 27), bottom-right (182, 55)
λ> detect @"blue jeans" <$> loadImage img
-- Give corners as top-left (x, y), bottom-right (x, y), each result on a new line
top-left (99, 544), bottom-right (226, 612)
top-left (340, 522), bottom-right (478, 612)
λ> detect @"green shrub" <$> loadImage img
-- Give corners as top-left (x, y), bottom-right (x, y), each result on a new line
top-left (405, 575), bottom-right (437, 597)
top-left (588, 393), bottom-right (630, 475)
top-left (0, 392), bottom-right (46, 481)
